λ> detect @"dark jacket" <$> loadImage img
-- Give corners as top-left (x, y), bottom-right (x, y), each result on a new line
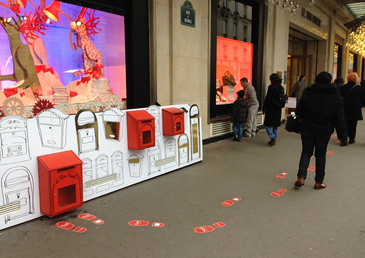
top-left (231, 97), bottom-right (248, 123)
top-left (296, 83), bottom-right (346, 139)
top-left (263, 83), bottom-right (285, 127)
top-left (339, 81), bottom-right (365, 121)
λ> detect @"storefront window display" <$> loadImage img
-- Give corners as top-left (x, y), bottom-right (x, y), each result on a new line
top-left (215, 0), bottom-right (253, 106)
top-left (348, 52), bottom-right (357, 73)
top-left (216, 36), bottom-right (252, 104)
top-left (0, 0), bottom-right (126, 117)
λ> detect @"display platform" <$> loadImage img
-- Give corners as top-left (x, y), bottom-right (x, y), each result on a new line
top-left (0, 103), bottom-right (202, 230)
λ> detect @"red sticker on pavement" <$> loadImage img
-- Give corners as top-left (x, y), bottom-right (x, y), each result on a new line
top-left (327, 151), bottom-right (334, 155)
top-left (279, 188), bottom-right (287, 193)
top-left (307, 166), bottom-right (315, 171)
top-left (56, 221), bottom-right (74, 230)
top-left (276, 174), bottom-right (285, 179)
top-left (151, 222), bottom-right (165, 228)
top-left (194, 225), bottom-right (216, 233)
top-left (271, 191), bottom-right (284, 197)
top-left (231, 197), bottom-right (241, 201)
top-left (128, 220), bottom-right (150, 227)
top-left (213, 222), bottom-right (225, 228)
top-left (221, 200), bottom-right (235, 206)
top-left (73, 227), bottom-right (87, 233)
top-left (78, 213), bottom-right (97, 221)
top-left (92, 219), bottom-right (104, 225)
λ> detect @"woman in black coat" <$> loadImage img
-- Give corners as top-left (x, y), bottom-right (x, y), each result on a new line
top-left (294, 71), bottom-right (347, 190)
top-left (263, 73), bottom-right (285, 146)
top-left (339, 72), bottom-right (365, 144)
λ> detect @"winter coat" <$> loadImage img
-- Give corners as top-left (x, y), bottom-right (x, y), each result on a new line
top-left (263, 83), bottom-right (285, 127)
top-left (339, 81), bottom-right (365, 121)
top-left (290, 81), bottom-right (307, 100)
top-left (231, 97), bottom-right (248, 123)
top-left (296, 83), bottom-right (346, 139)
top-left (243, 83), bottom-right (259, 107)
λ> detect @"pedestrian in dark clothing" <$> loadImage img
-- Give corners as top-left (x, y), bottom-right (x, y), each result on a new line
top-left (290, 75), bottom-right (307, 103)
top-left (231, 90), bottom-right (248, 142)
top-left (339, 72), bottom-right (365, 144)
top-left (294, 71), bottom-right (347, 190)
top-left (334, 77), bottom-right (344, 90)
top-left (360, 80), bottom-right (365, 90)
top-left (263, 73), bottom-right (285, 146)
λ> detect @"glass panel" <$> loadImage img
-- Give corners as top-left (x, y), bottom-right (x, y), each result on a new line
top-left (58, 184), bottom-right (76, 209)
top-left (142, 130), bottom-right (151, 145)
top-left (0, 1), bottom-right (126, 115)
top-left (176, 122), bottom-right (181, 132)
top-left (216, 36), bottom-right (253, 105)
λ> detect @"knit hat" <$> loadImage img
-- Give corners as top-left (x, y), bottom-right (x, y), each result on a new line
top-left (236, 90), bottom-right (245, 97)
top-left (315, 71), bottom-right (332, 84)
top-left (270, 73), bottom-right (282, 83)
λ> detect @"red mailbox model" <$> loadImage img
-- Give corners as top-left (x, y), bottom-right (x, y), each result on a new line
top-left (127, 110), bottom-right (155, 150)
top-left (162, 107), bottom-right (185, 136)
top-left (37, 151), bottom-right (83, 217)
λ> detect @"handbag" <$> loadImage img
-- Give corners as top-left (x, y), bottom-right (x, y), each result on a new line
top-left (222, 71), bottom-right (236, 86)
top-left (285, 115), bottom-right (301, 133)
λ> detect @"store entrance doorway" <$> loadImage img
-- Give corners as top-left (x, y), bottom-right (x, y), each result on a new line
top-left (286, 55), bottom-right (312, 114)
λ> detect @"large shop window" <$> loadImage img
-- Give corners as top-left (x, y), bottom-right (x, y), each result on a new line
top-left (211, 0), bottom-right (264, 118)
top-left (333, 43), bottom-right (342, 80)
top-left (0, 1), bottom-right (126, 117)
top-left (348, 52), bottom-right (357, 73)
top-left (216, 1), bottom-right (253, 106)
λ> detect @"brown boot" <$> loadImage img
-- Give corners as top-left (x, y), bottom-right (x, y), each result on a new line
top-left (294, 178), bottom-right (305, 188)
top-left (314, 183), bottom-right (326, 190)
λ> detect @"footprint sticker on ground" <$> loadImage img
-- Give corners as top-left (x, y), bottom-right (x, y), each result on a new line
top-left (327, 151), bottom-right (334, 155)
top-left (276, 172), bottom-right (288, 179)
top-left (221, 197), bottom-right (241, 207)
top-left (78, 213), bottom-right (104, 225)
top-left (194, 222), bottom-right (225, 233)
top-left (128, 220), bottom-right (165, 228)
top-left (307, 166), bottom-right (316, 171)
top-left (55, 221), bottom-right (87, 233)
top-left (271, 188), bottom-right (287, 197)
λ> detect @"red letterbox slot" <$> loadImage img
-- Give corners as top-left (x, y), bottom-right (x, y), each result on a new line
top-left (37, 150), bottom-right (83, 217)
top-left (58, 184), bottom-right (76, 209)
top-left (162, 108), bottom-right (185, 136)
top-left (127, 110), bottom-right (155, 150)
top-left (58, 166), bottom-right (75, 172)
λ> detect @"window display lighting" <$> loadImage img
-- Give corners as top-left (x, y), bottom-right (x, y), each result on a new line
top-left (264, 0), bottom-right (315, 15)
top-left (345, 16), bottom-right (365, 57)
top-left (43, 0), bottom-right (73, 21)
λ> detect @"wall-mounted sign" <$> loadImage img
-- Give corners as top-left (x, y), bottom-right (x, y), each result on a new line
top-left (181, 1), bottom-right (195, 27)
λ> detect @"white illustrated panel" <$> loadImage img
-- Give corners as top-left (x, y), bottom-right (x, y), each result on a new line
top-left (0, 103), bottom-right (202, 230)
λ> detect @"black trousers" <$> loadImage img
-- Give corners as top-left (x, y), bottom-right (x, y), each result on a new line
top-left (345, 120), bottom-right (358, 142)
top-left (297, 129), bottom-right (331, 184)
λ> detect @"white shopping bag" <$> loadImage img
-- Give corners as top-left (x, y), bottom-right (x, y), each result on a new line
top-left (285, 97), bottom-right (297, 108)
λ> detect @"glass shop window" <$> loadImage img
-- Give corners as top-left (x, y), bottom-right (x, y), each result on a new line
top-left (0, 1), bottom-right (126, 117)
top-left (348, 52), bottom-right (357, 73)
top-left (216, 0), bottom-right (253, 105)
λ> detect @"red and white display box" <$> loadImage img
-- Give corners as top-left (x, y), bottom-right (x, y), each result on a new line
top-left (162, 107), bottom-right (184, 136)
top-left (127, 110), bottom-right (155, 150)
top-left (37, 151), bottom-right (83, 217)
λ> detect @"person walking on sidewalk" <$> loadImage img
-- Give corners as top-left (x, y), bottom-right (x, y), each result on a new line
top-left (231, 90), bottom-right (248, 142)
top-left (339, 72), bottom-right (365, 144)
top-left (290, 75), bottom-right (307, 104)
top-left (263, 73), bottom-right (285, 146)
top-left (240, 77), bottom-right (259, 138)
top-left (294, 71), bottom-right (347, 190)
